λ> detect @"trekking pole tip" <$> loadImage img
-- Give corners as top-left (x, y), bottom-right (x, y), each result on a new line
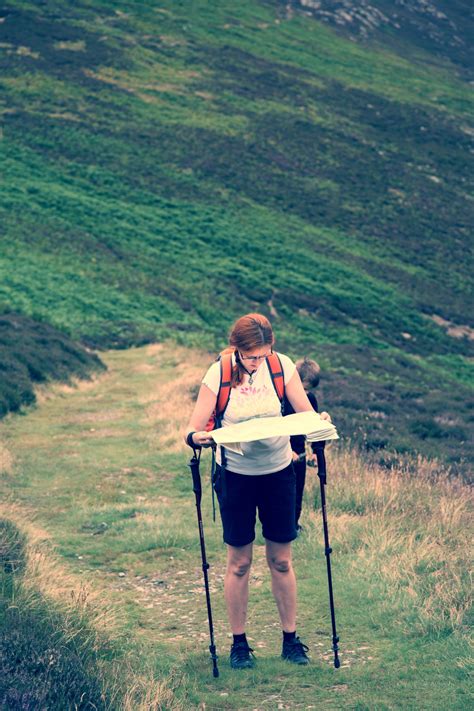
top-left (210, 645), bottom-right (219, 678)
top-left (334, 656), bottom-right (341, 669)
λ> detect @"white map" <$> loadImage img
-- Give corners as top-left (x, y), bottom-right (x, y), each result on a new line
top-left (211, 412), bottom-right (339, 455)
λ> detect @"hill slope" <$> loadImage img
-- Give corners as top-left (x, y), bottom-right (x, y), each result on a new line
top-left (0, 311), bottom-right (105, 417)
top-left (285, 1), bottom-right (474, 78)
top-left (0, 0), bottom-right (472, 470)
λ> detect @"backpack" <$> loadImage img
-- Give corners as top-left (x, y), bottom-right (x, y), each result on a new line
top-left (205, 350), bottom-right (285, 432)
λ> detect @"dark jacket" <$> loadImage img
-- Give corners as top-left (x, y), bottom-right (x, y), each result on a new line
top-left (283, 391), bottom-right (319, 455)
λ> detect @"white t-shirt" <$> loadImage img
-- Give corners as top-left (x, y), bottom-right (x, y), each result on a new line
top-left (202, 352), bottom-right (296, 475)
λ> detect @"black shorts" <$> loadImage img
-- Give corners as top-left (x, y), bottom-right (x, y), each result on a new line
top-left (213, 464), bottom-right (297, 547)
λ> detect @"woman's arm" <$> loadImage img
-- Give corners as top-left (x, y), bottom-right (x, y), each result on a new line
top-left (183, 383), bottom-right (217, 447)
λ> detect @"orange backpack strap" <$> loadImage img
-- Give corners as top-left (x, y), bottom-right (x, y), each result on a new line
top-left (266, 352), bottom-right (285, 401)
top-left (205, 352), bottom-right (234, 432)
top-left (216, 352), bottom-right (233, 419)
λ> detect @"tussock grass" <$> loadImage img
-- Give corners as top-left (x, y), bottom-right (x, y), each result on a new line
top-left (306, 447), bottom-right (472, 637)
top-left (119, 669), bottom-right (186, 711)
top-left (0, 441), bottom-right (14, 476)
top-left (143, 345), bottom-right (211, 453)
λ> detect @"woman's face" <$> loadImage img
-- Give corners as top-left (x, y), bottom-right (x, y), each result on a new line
top-left (238, 345), bottom-right (273, 371)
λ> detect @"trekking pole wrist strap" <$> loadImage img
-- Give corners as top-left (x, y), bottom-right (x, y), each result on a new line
top-left (186, 431), bottom-right (202, 449)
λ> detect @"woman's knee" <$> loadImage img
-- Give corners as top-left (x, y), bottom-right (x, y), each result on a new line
top-left (227, 554), bottom-right (252, 577)
top-left (268, 555), bottom-right (292, 574)
top-left (266, 540), bottom-right (293, 574)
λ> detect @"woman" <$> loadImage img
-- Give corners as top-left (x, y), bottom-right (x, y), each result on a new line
top-left (184, 313), bottom-right (331, 669)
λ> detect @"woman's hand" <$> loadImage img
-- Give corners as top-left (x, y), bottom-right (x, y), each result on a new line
top-left (320, 411), bottom-right (332, 423)
top-left (191, 431), bottom-right (215, 448)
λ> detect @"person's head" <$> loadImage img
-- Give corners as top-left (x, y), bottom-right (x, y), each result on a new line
top-left (229, 313), bottom-right (274, 353)
top-left (295, 356), bottom-right (320, 390)
top-left (223, 313), bottom-right (275, 386)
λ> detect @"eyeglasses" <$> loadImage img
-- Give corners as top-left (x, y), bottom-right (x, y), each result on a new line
top-left (238, 350), bottom-right (272, 362)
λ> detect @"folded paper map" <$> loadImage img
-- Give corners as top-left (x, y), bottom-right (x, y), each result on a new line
top-left (212, 412), bottom-right (339, 455)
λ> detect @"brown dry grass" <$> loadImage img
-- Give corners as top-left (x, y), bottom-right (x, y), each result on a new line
top-left (0, 501), bottom-right (121, 644)
top-left (34, 372), bottom-right (107, 406)
top-left (143, 345), bottom-right (212, 453)
top-left (119, 670), bottom-right (185, 711)
top-left (306, 446), bottom-right (473, 635)
top-left (0, 440), bottom-right (14, 474)
top-left (82, 68), bottom-right (195, 103)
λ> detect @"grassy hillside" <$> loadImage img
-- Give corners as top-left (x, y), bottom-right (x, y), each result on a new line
top-left (0, 343), bottom-right (471, 709)
top-left (1, 0), bottom-right (473, 470)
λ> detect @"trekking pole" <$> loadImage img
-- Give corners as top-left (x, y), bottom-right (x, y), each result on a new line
top-left (312, 441), bottom-right (340, 668)
top-left (188, 447), bottom-right (219, 678)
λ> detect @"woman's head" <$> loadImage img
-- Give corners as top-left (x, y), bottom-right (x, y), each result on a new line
top-left (228, 313), bottom-right (274, 353)
top-left (224, 313), bottom-right (275, 387)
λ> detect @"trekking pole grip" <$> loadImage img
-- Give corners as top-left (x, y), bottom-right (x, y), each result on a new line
top-left (189, 452), bottom-right (202, 502)
top-left (313, 441), bottom-right (327, 484)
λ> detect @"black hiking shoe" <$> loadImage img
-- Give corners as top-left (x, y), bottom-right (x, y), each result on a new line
top-left (281, 636), bottom-right (310, 665)
top-left (230, 640), bottom-right (255, 669)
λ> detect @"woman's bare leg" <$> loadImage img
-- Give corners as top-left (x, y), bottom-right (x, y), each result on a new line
top-left (224, 543), bottom-right (253, 634)
top-left (265, 540), bottom-right (296, 632)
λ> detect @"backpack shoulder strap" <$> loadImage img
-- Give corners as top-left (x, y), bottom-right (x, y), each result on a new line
top-left (216, 352), bottom-right (233, 418)
top-left (266, 352), bottom-right (285, 401)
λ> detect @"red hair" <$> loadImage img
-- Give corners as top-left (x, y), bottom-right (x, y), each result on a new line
top-left (221, 313), bottom-right (275, 387)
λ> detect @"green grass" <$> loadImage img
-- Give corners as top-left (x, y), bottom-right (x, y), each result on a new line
top-left (0, 343), bottom-right (471, 709)
top-left (1, 0), bottom-right (473, 471)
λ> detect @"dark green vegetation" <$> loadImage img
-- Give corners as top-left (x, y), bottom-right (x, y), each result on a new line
top-left (0, 311), bottom-right (105, 417)
top-left (1, 1), bottom-right (472, 471)
top-left (0, 519), bottom-right (111, 709)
